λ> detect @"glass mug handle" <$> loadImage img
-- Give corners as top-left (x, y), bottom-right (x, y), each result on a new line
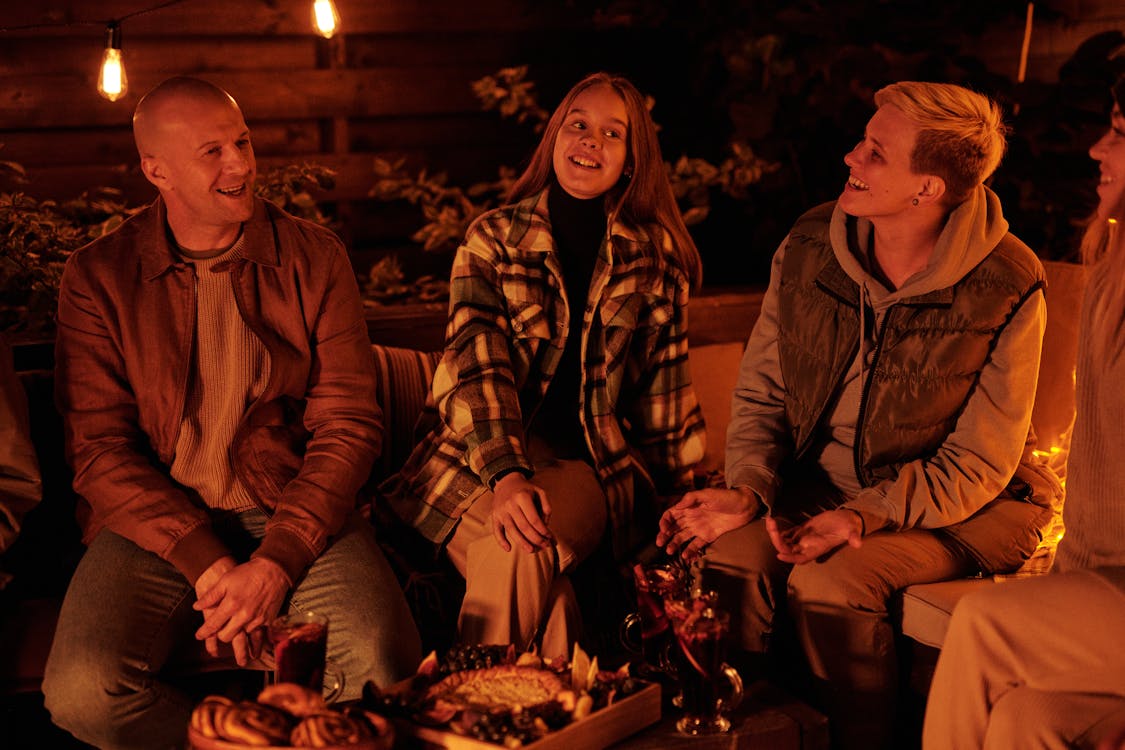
top-left (261, 653), bottom-right (346, 704)
top-left (619, 612), bottom-right (643, 655)
top-left (717, 662), bottom-right (744, 713)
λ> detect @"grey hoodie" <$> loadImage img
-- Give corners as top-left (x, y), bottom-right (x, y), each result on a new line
top-left (726, 185), bottom-right (1046, 533)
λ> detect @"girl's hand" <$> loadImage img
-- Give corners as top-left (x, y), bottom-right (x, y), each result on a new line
top-left (491, 472), bottom-right (554, 553)
top-left (657, 487), bottom-right (760, 560)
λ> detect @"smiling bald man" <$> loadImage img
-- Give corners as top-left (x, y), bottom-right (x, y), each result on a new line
top-left (42, 76), bottom-right (420, 749)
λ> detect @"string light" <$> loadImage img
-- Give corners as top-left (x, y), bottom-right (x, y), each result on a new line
top-left (97, 21), bottom-right (128, 102)
top-left (1, 1), bottom-right (342, 103)
top-left (312, 0), bottom-right (341, 39)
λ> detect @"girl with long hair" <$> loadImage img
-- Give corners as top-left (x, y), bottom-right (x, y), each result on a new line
top-left (382, 72), bottom-right (705, 659)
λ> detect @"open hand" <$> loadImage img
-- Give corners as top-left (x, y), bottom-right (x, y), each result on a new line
top-left (657, 487), bottom-right (760, 561)
top-left (765, 510), bottom-right (862, 565)
top-left (491, 472), bottom-right (553, 554)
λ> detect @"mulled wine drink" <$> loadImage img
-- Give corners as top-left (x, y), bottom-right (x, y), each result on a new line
top-left (269, 612), bottom-right (328, 691)
top-left (672, 607), bottom-right (742, 735)
top-left (663, 588), bottom-right (720, 705)
top-left (629, 563), bottom-right (688, 672)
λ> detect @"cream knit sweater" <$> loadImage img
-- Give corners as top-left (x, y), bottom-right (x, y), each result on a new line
top-left (1055, 265), bottom-right (1125, 571)
top-left (170, 237), bottom-right (271, 512)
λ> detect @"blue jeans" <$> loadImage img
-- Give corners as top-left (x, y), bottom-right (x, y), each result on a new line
top-left (42, 510), bottom-right (420, 749)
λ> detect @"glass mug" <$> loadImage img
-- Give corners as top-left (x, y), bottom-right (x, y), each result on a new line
top-left (662, 587), bottom-right (721, 707)
top-left (670, 605), bottom-right (743, 735)
top-left (619, 562), bottom-right (689, 675)
top-left (267, 611), bottom-right (345, 702)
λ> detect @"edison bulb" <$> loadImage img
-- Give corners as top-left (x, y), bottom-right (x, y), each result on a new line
top-left (98, 47), bottom-right (128, 102)
top-left (312, 0), bottom-right (341, 38)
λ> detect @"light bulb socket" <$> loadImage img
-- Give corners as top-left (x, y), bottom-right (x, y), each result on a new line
top-left (105, 21), bottom-right (122, 51)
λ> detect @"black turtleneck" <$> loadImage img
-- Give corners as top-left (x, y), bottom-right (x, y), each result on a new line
top-left (528, 184), bottom-right (607, 461)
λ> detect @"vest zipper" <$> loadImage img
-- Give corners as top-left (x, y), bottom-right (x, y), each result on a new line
top-left (853, 303), bottom-right (893, 486)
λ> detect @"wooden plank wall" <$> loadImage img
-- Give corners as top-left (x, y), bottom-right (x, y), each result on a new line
top-left (0, 0), bottom-right (608, 267)
top-left (978, 0), bottom-right (1125, 83)
top-left (2, 0), bottom-right (1122, 278)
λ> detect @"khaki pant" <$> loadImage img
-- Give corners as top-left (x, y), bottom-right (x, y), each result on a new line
top-left (923, 567), bottom-right (1125, 750)
top-left (705, 520), bottom-right (974, 750)
top-left (445, 449), bottom-right (607, 660)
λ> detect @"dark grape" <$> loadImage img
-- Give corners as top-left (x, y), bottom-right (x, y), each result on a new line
top-left (438, 644), bottom-right (513, 675)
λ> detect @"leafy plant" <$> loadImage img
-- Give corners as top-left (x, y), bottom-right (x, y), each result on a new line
top-left (366, 64), bottom-right (780, 298)
top-left (0, 160), bottom-right (339, 334)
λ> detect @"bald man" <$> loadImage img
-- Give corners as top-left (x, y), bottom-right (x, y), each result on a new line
top-left (43, 77), bottom-right (420, 749)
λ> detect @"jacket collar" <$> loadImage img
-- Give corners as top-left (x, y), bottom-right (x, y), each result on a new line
top-left (139, 196), bottom-right (281, 280)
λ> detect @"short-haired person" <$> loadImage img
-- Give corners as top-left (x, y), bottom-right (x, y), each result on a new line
top-left (657, 81), bottom-right (1059, 749)
top-left (383, 72), bottom-right (705, 660)
top-left (42, 77), bottom-right (419, 749)
top-left (922, 74), bottom-right (1125, 750)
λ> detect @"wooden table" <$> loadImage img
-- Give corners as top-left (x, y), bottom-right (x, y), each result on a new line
top-left (609, 680), bottom-right (829, 750)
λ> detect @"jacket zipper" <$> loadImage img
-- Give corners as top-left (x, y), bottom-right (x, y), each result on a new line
top-left (853, 304), bottom-right (893, 486)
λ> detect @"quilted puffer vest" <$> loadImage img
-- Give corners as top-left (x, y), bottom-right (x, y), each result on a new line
top-left (776, 202), bottom-right (1056, 573)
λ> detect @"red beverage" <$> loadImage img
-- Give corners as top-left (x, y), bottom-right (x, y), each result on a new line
top-left (671, 607), bottom-right (742, 735)
top-left (632, 563), bottom-right (688, 670)
top-left (270, 613), bottom-right (328, 691)
top-left (675, 613), bottom-right (726, 715)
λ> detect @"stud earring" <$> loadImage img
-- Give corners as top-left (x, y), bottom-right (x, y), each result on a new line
top-left (912, 198), bottom-right (920, 206)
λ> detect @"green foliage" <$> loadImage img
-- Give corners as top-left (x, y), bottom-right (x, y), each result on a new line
top-left (472, 66), bottom-right (551, 132)
top-left (368, 64), bottom-right (780, 271)
top-left (0, 161), bottom-right (338, 333)
top-left (0, 182), bottom-right (138, 333)
top-left (255, 162), bottom-right (339, 229)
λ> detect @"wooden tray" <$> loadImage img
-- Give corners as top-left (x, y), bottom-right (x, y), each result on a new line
top-left (396, 680), bottom-right (662, 750)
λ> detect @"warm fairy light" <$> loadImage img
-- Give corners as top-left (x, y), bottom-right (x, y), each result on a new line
top-left (97, 22), bottom-right (128, 102)
top-left (312, 0), bottom-right (341, 38)
top-left (1017, 3), bottom-right (1034, 84)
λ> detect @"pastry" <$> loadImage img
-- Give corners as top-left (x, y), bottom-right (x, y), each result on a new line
top-left (189, 695), bottom-right (234, 739)
top-left (425, 664), bottom-right (566, 711)
top-left (258, 682), bottom-right (328, 718)
top-left (290, 712), bottom-right (373, 747)
top-left (216, 700), bottom-right (293, 746)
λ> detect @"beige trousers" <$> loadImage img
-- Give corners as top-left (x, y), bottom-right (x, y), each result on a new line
top-left (923, 568), bottom-right (1125, 750)
top-left (445, 451), bottom-right (607, 660)
top-left (705, 520), bottom-right (973, 750)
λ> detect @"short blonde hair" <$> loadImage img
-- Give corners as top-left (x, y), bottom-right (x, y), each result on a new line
top-left (874, 81), bottom-right (1008, 204)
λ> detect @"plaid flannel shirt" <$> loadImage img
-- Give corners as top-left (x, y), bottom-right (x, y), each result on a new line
top-left (382, 189), bottom-right (705, 553)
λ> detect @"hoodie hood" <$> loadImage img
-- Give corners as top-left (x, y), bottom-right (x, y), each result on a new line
top-left (828, 184), bottom-right (1010, 305)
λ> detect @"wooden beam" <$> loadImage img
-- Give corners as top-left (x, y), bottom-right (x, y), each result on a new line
top-left (0, 66), bottom-right (496, 128)
top-left (1, 0), bottom-right (572, 37)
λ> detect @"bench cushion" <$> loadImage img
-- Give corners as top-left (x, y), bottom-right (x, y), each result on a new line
top-left (899, 579), bottom-right (995, 648)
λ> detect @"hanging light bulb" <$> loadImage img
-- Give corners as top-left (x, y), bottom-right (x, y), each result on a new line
top-left (312, 0), bottom-right (341, 38)
top-left (97, 21), bottom-right (128, 102)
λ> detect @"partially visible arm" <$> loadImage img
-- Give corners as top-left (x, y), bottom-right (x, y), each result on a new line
top-left (254, 238), bottom-right (382, 582)
top-left (55, 255), bottom-right (227, 584)
top-left (622, 264), bottom-right (705, 494)
top-left (841, 289), bottom-right (1046, 533)
top-left (431, 230), bottom-right (532, 488)
top-left (0, 335), bottom-right (41, 555)
top-left (724, 240), bottom-right (794, 510)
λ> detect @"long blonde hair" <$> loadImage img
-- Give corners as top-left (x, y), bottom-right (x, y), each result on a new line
top-left (507, 72), bottom-right (702, 289)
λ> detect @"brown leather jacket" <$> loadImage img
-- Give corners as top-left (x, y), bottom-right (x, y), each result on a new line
top-left (55, 197), bottom-right (380, 584)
